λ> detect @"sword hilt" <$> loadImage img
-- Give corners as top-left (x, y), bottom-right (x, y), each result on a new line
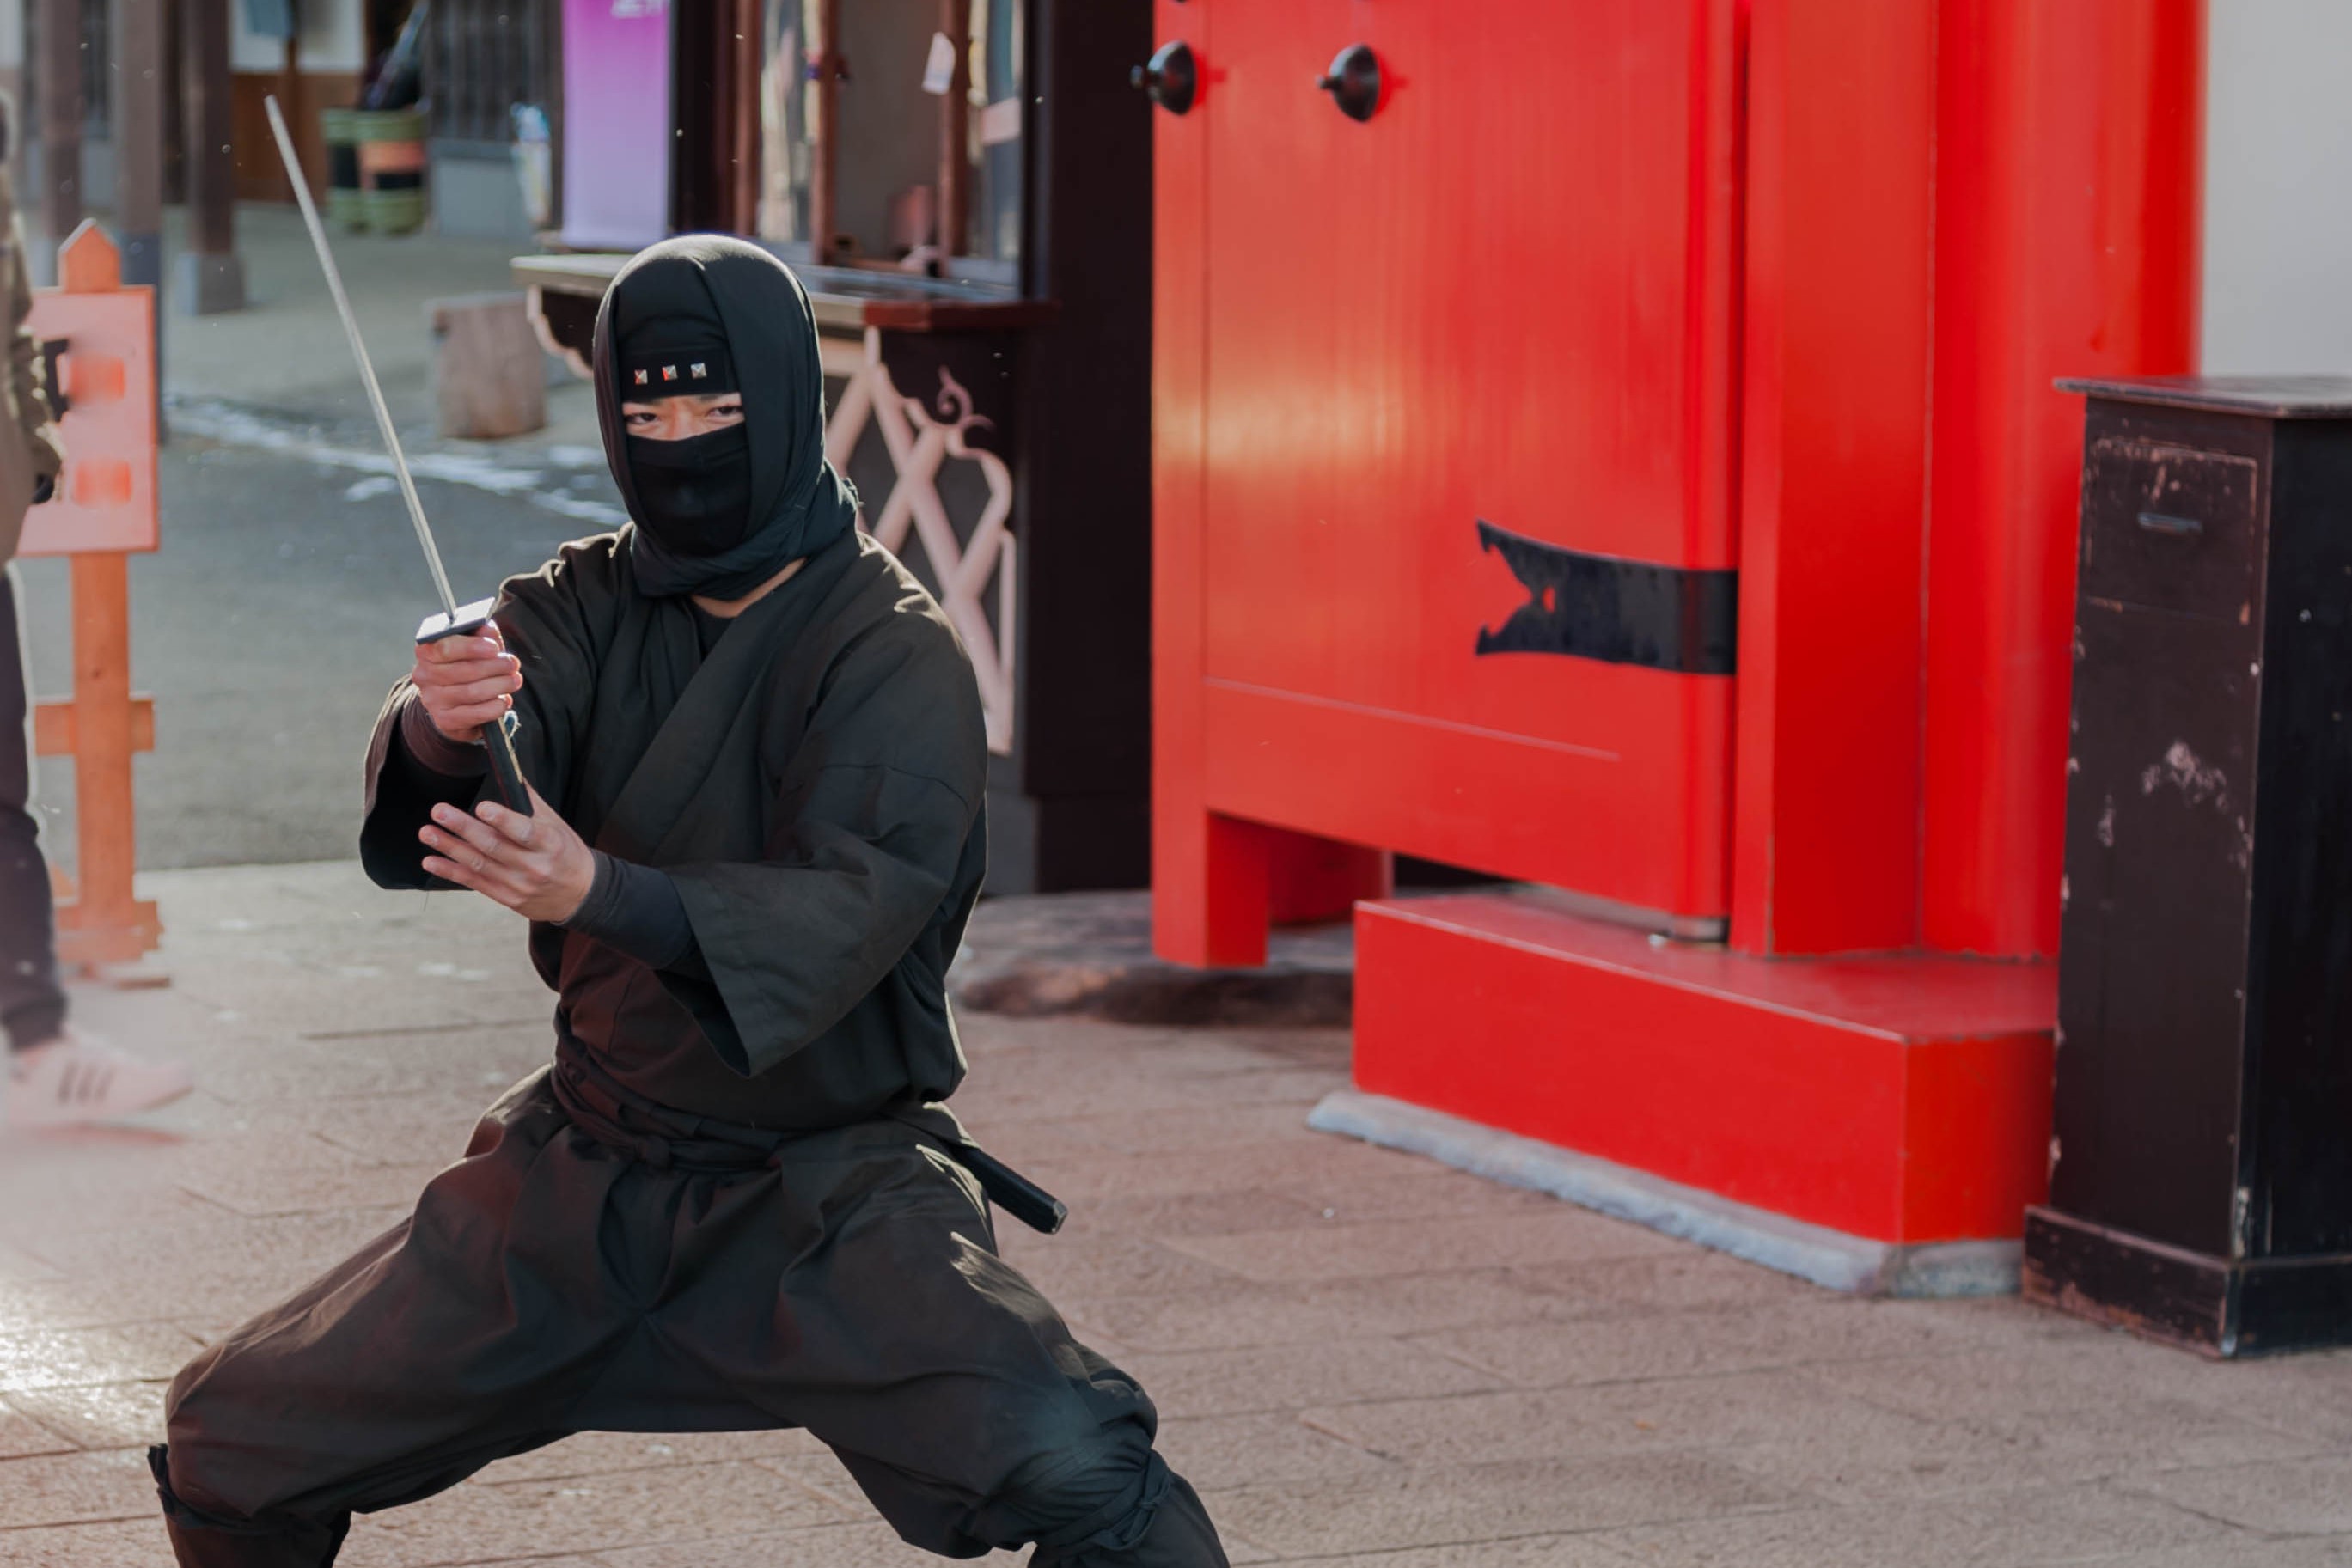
top-left (416, 600), bottom-right (534, 817)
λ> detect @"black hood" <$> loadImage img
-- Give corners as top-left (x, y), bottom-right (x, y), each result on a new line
top-left (591, 235), bottom-right (859, 598)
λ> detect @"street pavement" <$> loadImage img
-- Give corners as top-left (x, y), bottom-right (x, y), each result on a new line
top-left (3, 862), bottom-right (2352, 1565)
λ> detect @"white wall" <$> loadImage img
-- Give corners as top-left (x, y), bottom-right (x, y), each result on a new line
top-left (230, 0), bottom-right (367, 74)
top-left (2202, 0), bottom-right (2352, 373)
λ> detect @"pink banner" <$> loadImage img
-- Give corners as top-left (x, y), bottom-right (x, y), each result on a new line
top-left (560, 0), bottom-right (673, 251)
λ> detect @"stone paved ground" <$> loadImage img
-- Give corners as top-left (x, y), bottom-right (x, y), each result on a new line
top-left (4, 864), bottom-right (2352, 1565)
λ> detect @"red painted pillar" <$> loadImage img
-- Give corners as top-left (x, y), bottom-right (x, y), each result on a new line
top-left (1730, 0), bottom-right (1936, 956)
top-left (1921, 0), bottom-right (2205, 959)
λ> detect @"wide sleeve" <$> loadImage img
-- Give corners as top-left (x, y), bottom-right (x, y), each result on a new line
top-left (662, 614), bottom-right (987, 1077)
top-left (357, 535), bottom-right (614, 889)
top-left (357, 685), bottom-right (485, 889)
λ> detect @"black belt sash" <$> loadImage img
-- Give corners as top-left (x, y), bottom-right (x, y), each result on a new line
top-left (548, 1043), bottom-right (1067, 1233)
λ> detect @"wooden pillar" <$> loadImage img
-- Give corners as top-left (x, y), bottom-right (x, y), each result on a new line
top-left (936, 0), bottom-right (968, 257)
top-left (1728, 0), bottom-right (1937, 956)
top-left (174, 0), bottom-right (244, 314)
top-left (34, 0), bottom-right (83, 272)
top-left (1919, 0), bottom-right (2205, 959)
top-left (809, 0), bottom-right (840, 259)
top-left (728, 0), bottom-right (758, 234)
top-left (110, 0), bottom-right (165, 430)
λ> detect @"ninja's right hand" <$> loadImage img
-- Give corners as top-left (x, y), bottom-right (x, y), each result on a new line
top-left (412, 622), bottom-right (522, 744)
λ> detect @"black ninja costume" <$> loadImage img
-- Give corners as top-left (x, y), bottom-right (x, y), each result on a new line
top-left (147, 236), bottom-right (1228, 1568)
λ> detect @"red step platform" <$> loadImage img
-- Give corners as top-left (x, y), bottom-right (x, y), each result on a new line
top-left (1338, 894), bottom-right (2057, 1290)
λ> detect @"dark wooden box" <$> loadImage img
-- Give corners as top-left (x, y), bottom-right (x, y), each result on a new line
top-left (2032, 375), bottom-right (2352, 1356)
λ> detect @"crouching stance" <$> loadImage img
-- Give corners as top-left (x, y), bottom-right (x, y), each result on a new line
top-left (150, 237), bottom-right (1226, 1567)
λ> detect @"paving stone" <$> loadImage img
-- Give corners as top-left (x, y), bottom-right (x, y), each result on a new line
top-left (482, 1427), bottom-right (827, 1484)
top-left (1300, 1369), bottom-right (1947, 1471)
top-left (1589, 1486), bottom-right (2239, 1568)
top-left (0, 1517), bottom-right (179, 1568)
top-left (1056, 1187), bottom-right (1331, 1242)
top-left (1169, 1210), bottom-right (1683, 1285)
top-left (1046, 1101), bottom-right (1352, 1160)
top-left (1209, 1451), bottom-right (1791, 1557)
top-left (9, 1208), bottom-right (407, 1326)
top-left (176, 1156), bottom-right (451, 1220)
top-left (0, 1449), bottom-right (161, 1528)
top-left (993, 1229), bottom-right (1252, 1303)
top-left (346, 1459), bottom-right (855, 1565)
top-left (1422, 1297), bottom-right (1981, 1389)
top-left (1056, 1269), bottom-right (1581, 1356)
top-left (0, 1396), bottom-right (79, 1460)
top-left (2117, 1454), bottom-right (2352, 1535)
top-left (2043, 1539), bottom-right (2352, 1568)
top-left (1275, 1538), bottom-right (1638, 1568)
top-left (1116, 1337), bottom-right (1506, 1418)
top-left (1806, 1341), bottom-right (2192, 1428)
top-left (1003, 1138), bottom-right (1438, 1207)
top-left (596, 1520), bottom-right (1025, 1567)
top-left (5, 1380), bottom-right (170, 1452)
top-left (1260, 1168), bottom-right (1568, 1227)
top-left (188, 1030), bottom-right (552, 1110)
top-left (1508, 1250), bottom-right (1830, 1316)
top-left (0, 1325), bottom-right (200, 1395)
top-left (1154, 1412), bottom-right (1401, 1492)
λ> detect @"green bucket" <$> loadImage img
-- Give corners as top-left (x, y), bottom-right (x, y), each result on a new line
top-left (352, 107), bottom-right (430, 236)
top-left (361, 186), bottom-right (428, 236)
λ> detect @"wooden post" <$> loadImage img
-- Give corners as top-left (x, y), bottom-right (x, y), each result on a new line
top-left (936, 0), bottom-right (969, 258)
top-left (111, 0), bottom-right (166, 433)
top-left (175, 0), bottom-right (245, 314)
top-left (35, 0), bottom-right (84, 271)
top-left (809, 0), bottom-right (840, 260)
top-left (729, 0), bottom-right (760, 234)
top-left (30, 226), bottom-right (162, 973)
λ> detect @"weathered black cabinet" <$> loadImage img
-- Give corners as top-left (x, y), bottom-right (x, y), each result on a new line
top-left (2029, 375), bottom-right (2352, 1357)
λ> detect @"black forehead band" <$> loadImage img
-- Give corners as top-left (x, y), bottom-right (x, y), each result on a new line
top-left (619, 345), bottom-right (738, 398)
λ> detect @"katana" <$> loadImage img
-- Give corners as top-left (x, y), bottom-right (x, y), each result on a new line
top-left (263, 95), bottom-right (532, 815)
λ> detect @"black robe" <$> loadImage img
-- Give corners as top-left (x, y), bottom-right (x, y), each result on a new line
top-left (154, 526), bottom-right (1229, 1566)
top-left (362, 522), bottom-right (987, 1131)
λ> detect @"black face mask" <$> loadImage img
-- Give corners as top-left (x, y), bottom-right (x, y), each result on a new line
top-left (591, 236), bottom-right (861, 600)
top-left (625, 426), bottom-right (752, 557)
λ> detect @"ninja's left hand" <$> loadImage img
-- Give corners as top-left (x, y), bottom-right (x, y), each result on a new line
top-left (418, 784), bottom-right (595, 923)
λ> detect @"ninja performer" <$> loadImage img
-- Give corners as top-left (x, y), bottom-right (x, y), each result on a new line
top-left (147, 237), bottom-right (1227, 1567)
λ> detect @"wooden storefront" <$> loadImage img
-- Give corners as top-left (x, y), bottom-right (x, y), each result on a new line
top-left (522, 0), bottom-right (1153, 894)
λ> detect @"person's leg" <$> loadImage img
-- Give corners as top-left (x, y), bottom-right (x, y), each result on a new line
top-left (654, 1128), bottom-right (1227, 1566)
top-left (0, 564), bottom-right (191, 1123)
top-left (153, 1074), bottom-right (636, 1566)
top-left (0, 566), bottom-right (66, 1053)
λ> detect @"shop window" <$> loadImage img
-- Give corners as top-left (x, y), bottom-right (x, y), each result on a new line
top-left (757, 0), bottom-right (1023, 288)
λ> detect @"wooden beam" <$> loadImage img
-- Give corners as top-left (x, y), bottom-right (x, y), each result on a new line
top-left (182, 0), bottom-right (235, 257)
top-left (937, 0), bottom-right (970, 257)
top-left (810, 0), bottom-right (840, 259)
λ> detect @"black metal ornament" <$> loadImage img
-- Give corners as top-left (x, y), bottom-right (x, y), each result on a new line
top-left (1133, 40), bottom-right (1198, 116)
top-left (1318, 43), bottom-right (1382, 122)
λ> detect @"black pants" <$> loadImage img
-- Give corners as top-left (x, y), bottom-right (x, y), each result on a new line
top-left (152, 1070), bottom-right (1227, 1567)
top-left (0, 569), bottom-right (64, 1053)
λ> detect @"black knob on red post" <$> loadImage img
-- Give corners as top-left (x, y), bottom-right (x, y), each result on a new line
top-left (1133, 40), bottom-right (1197, 115)
top-left (1318, 43), bottom-right (1382, 122)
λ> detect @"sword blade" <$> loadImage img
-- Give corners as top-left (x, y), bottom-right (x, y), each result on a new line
top-left (262, 95), bottom-right (460, 619)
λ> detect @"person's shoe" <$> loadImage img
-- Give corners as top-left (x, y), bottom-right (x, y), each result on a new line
top-left (6, 1029), bottom-right (193, 1127)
